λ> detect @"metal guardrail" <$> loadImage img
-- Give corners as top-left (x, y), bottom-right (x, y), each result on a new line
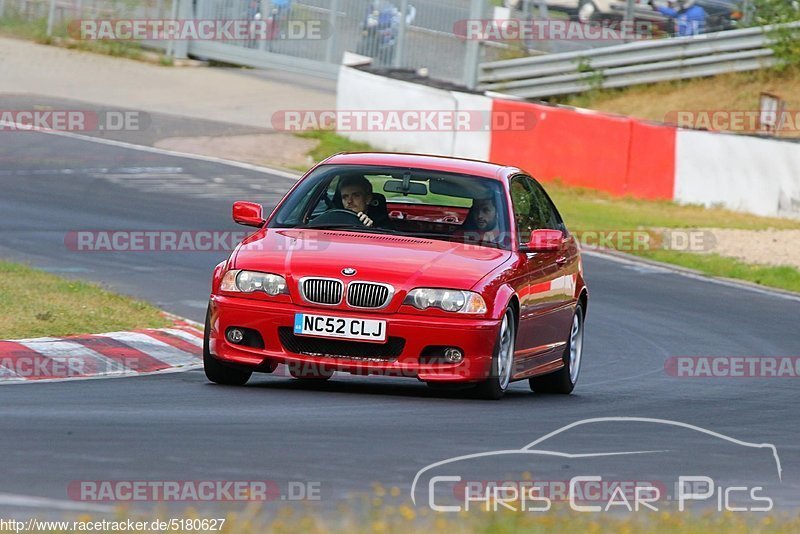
top-left (478, 22), bottom-right (800, 99)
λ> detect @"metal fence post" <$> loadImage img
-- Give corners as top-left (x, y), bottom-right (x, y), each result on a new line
top-left (535, 0), bottom-right (549, 20)
top-left (623, 0), bottom-right (635, 43)
top-left (172, 0), bottom-right (191, 59)
top-left (392, 0), bottom-right (409, 68)
top-left (46, 0), bottom-right (56, 36)
top-left (325, 0), bottom-right (340, 64)
top-left (624, 0), bottom-right (635, 22)
top-left (462, 0), bottom-right (483, 89)
top-left (742, 0), bottom-right (753, 26)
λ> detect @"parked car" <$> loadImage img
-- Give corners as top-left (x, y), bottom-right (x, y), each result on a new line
top-left (203, 153), bottom-right (588, 399)
top-left (505, 0), bottom-right (742, 34)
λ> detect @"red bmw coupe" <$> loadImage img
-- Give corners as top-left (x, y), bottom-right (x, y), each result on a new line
top-left (204, 153), bottom-right (587, 399)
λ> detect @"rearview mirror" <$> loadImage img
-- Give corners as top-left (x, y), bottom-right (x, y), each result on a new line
top-left (521, 229), bottom-right (563, 253)
top-left (232, 201), bottom-right (265, 227)
top-left (383, 179), bottom-right (427, 196)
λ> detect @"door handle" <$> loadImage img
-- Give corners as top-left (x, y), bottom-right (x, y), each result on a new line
top-left (555, 256), bottom-right (568, 265)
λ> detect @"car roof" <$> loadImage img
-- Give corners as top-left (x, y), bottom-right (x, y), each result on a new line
top-left (321, 152), bottom-right (521, 181)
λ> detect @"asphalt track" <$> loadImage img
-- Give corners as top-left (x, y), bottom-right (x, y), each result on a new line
top-left (1, 128), bottom-right (799, 518)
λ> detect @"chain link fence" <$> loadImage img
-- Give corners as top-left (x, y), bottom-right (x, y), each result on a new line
top-left (0, 0), bottom-right (764, 88)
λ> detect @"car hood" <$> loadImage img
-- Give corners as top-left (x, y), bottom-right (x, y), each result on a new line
top-left (233, 228), bottom-right (512, 293)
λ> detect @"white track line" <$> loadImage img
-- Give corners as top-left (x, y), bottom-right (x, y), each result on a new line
top-left (584, 249), bottom-right (800, 303)
top-left (0, 492), bottom-right (115, 513)
top-left (0, 365), bottom-right (202, 386)
top-left (0, 120), bottom-right (300, 180)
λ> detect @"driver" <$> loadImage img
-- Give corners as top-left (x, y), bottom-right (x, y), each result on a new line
top-left (338, 175), bottom-right (375, 227)
top-left (339, 176), bottom-right (373, 226)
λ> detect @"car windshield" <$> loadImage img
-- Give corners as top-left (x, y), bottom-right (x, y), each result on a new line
top-left (269, 164), bottom-right (511, 249)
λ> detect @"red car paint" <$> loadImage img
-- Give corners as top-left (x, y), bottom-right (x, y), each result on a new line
top-left (206, 153), bottom-right (587, 386)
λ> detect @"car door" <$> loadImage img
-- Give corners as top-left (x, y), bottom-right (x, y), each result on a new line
top-left (510, 175), bottom-right (579, 378)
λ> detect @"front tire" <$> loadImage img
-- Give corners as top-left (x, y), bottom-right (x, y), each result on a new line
top-left (529, 303), bottom-right (584, 394)
top-left (203, 306), bottom-right (252, 386)
top-left (473, 308), bottom-right (516, 400)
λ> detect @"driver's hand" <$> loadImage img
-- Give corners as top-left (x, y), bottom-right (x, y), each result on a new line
top-left (357, 212), bottom-right (374, 227)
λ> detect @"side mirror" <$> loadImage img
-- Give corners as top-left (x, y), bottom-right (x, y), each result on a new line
top-left (232, 201), bottom-right (265, 227)
top-left (521, 229), bottom-right (564, 253)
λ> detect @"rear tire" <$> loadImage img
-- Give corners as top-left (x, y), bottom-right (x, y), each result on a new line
top-left (203, 306), bottom-right (252, 386)
top-left (529, 303), bottom-right (584, 394)
top-left (473, 308), bottom-right (516, 400)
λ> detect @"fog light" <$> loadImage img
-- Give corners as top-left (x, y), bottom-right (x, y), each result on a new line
top-left (443, 348), bottom-right (463, 363)
top-left (227, 328), bottom-right (244, 344)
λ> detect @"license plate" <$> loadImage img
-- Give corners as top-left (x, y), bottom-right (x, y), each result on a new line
top-left (293, 313), bottom-right (387, 342)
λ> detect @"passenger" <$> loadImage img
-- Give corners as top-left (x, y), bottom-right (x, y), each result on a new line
top-left (457, 197), bottom-right (502, 245)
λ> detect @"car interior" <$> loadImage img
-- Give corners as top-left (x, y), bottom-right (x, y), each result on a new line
top-left (304, 171), bottom-right (508, 244)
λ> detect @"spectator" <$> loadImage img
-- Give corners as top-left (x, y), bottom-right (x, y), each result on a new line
top-left (650, 0), bottom-right (707, 36)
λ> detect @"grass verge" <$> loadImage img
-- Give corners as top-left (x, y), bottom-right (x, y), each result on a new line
top-left (552, 66), bottom-right (800, 138)
top-left (0, 15), bottom-right (165, 63)
top-left (296, 130), bottom-right (376, 164)
top-left (0, 260), bottom-right (170, 339)
top-left (546, 182), bottom-right (800, 231)
top-left (546, 182), bottom-right (800, 292)
top-left (56, 502), bottom-right (800, 533)
top-left (635, 250), bottom-right (800, 293)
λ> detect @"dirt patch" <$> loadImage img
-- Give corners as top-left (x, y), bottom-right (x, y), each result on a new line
top-left (154, 133), bottom-right (316, 171)
top-left (698, 228), bottom-right (800, 269)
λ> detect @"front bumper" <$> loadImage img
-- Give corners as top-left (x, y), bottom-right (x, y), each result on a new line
top-left (208, 295), bottom-right (500, 382)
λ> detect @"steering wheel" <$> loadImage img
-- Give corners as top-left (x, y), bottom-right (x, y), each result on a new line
top-left (306, 209), bottom-right (364, 228)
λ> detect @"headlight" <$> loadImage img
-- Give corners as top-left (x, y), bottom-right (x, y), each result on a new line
top-left (220, 270), bottom-right (288, 296)
top-left (403, 288), bottom-right (487, 314)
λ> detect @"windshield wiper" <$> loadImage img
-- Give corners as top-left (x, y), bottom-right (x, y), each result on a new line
top-left (392, 231), bottom-right (503, 249)
top-left (299, 224), bottom-right (397, 234)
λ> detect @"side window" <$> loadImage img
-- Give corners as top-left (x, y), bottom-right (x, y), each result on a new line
top-left (510, 176), bottom-right (537, 244)
top-left (510, 176), bottom-right (563, 244)
top-left (526, 178), bottom-right (563, 232)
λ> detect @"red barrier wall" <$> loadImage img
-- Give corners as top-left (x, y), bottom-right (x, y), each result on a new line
top-left (625, 120), bottom-right (676, 199)
top-left (489, 99), bottom-right (675, 200)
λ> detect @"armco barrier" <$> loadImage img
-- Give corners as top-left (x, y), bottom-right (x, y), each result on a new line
top-left (489, 99), bottom-right (675, 200)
